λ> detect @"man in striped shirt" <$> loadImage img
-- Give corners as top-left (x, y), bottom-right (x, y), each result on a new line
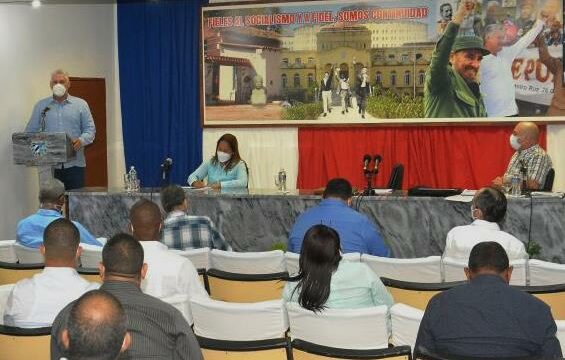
top-left (51, 233), bottom-right (203, 360)
top-left (493, 122), bottom-right (553, 190)
top-left (160, 185), bottom-right (230, 251)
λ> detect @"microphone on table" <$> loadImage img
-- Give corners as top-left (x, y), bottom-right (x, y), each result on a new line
top-left (374, 154), bottom-right (382, 171)
top-left (363, 154), bottom-right (371, 172)
top-left (160, 157), bottom-right (173, 181)
top-left (40, 106), bottom-right (50, 132)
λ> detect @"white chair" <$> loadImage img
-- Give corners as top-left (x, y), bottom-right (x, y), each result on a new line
top-left (285, 252), bottom-right (361, 277)
top-left (285, 252), bottom-right (300, 276)
top-left (13, 243), bottom-right (43, 264)
top-left (529, 259), bottom-right (565, 286)
top-left (169, 247), bottom-right (210, 270)
top-left (191, 297), bottom-right (288, 341)
top-left (556, 320), bottom-right (565, 356)
top-left (0, 241), bottom-right (17, 263)
top-left (162, 294), bottom-right (192, 325)
top-left (286, 302), bottom-right (389, 350)
top-left (362, 254), bottom-right (442, 283)
top-left (209, 249), bottom-right (285, 274)
top-left (80, 244), bottom-right (102, 268)
top-left (0, 284), bottom-right (14, 325)
top-left (442, 257), bottom-right (527, 285)
top-left (390, 303), bottom-right (424, 350)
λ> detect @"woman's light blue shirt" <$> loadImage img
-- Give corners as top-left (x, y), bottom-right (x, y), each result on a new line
top-left (283, 262), bottom-right (394, 309)
top-left (187, 159), bottom-right (248, 189)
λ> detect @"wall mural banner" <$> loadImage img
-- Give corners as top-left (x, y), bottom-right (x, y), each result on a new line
top-left (200, 0), bottom-right (564, 126)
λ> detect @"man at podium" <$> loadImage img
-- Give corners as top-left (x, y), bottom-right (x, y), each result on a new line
top-left (25, 69), bottom-right (95, 190)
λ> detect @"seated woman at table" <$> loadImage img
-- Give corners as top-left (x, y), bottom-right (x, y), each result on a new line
top-left (283, 224), bottom-right (393, 311)
top-left (187, 133), bottom-right (248, 190)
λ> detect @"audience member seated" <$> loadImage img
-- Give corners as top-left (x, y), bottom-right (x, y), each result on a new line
top-left (288, 178), bottom-right (390, 257)
top-left (284, 225), bottom-right (393, 311)
top-left (129, 199), bottom-right (208, 300)
top-left (187, 133), bottom-right (248, 189)
top-left (16, 178), bottom-right (101, 248)
top-left (4, 219), bottom-right (99, 328)
top-left (60, 290), bottom-right (130, 360)
top-left (415, 242), bottom-right (562, 359)
top-left (444, 187), bottom-right (527, 262)
top-left (160, 184), bottom-right (230, 250)
top-left (51, 233), bottom-right (203, 360)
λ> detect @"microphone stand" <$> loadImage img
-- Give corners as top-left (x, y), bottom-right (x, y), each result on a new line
top-left (160, 164), bottom-right (171, 188)
top-left (363, 167), bottom-right (379, 195)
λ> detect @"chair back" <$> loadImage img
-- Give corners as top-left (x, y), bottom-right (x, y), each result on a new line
top-left (543, 168), bottom-right (555, 192)
top-left (0, 241), bottom-right (17, 263)
top-left (192, 297), bottom-right (288, 341)
top-left (291, 340), bottom-right (413, 360)
top-left (0, 325), bottom-right (51, 360)
top-left (170, 247), bottom-right (210, 270)
top-left (516, 283), bottom-right (565, 320)
top-left (209, 249), bottom-right (285, 274)
top-left (162, 294), bottom-right (193, 325)
top-left (0, 284), bottom-right (15, 324)
top-left (362, 255), bottom-right (442, 283)
top-left (382, 277), bottom-right (464, 311)
top-left (442, 257), bottom-right (527, 285)
top-left (79, 244), bottom-right (102, 268)
top-left (387, 163), bottom-right (404, 190)
top-left (528, 259), bottom-right (565, 286)
top-left (206, 269), bottom-right (287, 303)
top-left (390, 303), bottom-right (424, 350)
top-left (0, 261), bottom-right (43, 286)
top-left (556, 320), bottom-right (565, 356)
top-left (286, 302), bottom-right (389, 350)
top-left (13, 243), bottom-right (43, 264)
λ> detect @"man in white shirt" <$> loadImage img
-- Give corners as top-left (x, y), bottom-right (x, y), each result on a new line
top-left (480, 16), bottom-right (546, 117)
top-left (444, 187), bottom-right (527, 262)
top-left (3, 218), bottom-right (99, 328)
top-left (128, 199), bottom-right (208, 300)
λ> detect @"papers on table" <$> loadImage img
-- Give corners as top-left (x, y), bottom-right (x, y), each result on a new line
top-left (445, 189), bottom-right (476, 203)
top-left (530, 191), bottom-right (565, 198)
top-left (372, 188), bottom-right (393, 195)
top-left (182, 186), bottom-right (211, 191)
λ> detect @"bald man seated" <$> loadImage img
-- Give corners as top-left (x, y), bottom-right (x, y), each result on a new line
top-left (493, 121), bottom-right (553, 190)
top-left (60, 290), bottom-right (130, 360)
top-left (128, 199), bottom-right (208, 301)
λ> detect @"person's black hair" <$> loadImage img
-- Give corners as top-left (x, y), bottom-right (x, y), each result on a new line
top-left (323, 178), bottom-right (353, 201)
top-left (43, 218), bottom-right (80, 260)
top-left (102, 233), bottom-right (144, 277)
top-left (291, 225), bottom-right (342, 312)
top-left (473, 187), bottom-right (507, 223)
top-left (468, 241), bottom-right (509, 273)
top-left (160, 185), bottom-right (186, 213)
top-left (67, 289), bottom-right (127, 360)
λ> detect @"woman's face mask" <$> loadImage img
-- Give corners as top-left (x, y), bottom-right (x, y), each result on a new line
top-left (217, 151), bottom-right (232, 163)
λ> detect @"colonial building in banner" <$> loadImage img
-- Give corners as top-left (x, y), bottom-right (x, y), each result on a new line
top-left (203, 26), bottom-right (282, 105)
top-left (279, 21), bottom-right (432, 101)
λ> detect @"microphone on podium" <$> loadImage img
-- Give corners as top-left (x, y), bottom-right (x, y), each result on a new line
top-left (362, 154), bottom-right (371, 172)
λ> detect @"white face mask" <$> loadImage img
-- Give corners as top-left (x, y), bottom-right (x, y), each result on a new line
top-left (509, 134), bottom-right (521, 150)
top-left (217, 151), bottom-right (232, 163)
top-left (52, 83), bottom-right (67, 98)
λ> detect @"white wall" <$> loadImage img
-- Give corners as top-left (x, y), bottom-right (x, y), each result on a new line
top-left (0, 3), bottom-right (123, 240)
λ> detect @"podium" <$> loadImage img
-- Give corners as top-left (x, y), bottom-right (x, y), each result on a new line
top-left (12, 132), bottom-right (76, 184)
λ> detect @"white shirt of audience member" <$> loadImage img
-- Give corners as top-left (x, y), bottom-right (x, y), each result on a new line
top-left (444, 219), bottom-right (528, 262)
top-left (139, 241), bottom-right (208, 300)
top-left (3, 267), bottom-right (99, 328)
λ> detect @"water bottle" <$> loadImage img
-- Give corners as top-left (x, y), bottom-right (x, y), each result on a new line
top-left (129, 166), bottom-right (139, 192)
top-left (278, 168), bottom-right (287, 192)
top-left (511, 172), bottom-right (522, 197)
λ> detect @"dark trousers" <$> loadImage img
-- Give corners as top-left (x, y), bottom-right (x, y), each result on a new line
top-left (54, 166), bottom-right (85, 190)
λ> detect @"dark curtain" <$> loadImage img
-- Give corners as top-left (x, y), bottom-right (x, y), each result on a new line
top-left (117, 0), bottom-right (207, 187)
top-left (297, 126), bottom-right (547, 190)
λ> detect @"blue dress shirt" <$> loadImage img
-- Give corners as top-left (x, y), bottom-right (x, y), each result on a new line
top-left (288, 199), bottom-right (390, 257)
top-left (25, 95), bottom-right (96, 168)
top-left (187, 159), bottom-right (248, 189)
top-left (16, 209), bottom-right (102, 248)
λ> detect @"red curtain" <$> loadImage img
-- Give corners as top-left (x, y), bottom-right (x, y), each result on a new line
top-left (297, 125), bottom-right (547, 190)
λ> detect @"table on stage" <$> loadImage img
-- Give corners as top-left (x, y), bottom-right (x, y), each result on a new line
top-left (67, 188), bottom-right (565, 263)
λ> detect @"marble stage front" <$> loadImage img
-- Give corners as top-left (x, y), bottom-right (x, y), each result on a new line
top-left (67, 188), bottom-right (565, 263)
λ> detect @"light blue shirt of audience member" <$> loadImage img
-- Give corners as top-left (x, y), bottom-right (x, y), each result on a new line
top-left (25, 95), bottom-right (95, 168)
top-left (187, 159), bottom-right (248, 189)
top-left (288, 199), bottom-right (390, 257)
top-left (16, 209), bottom-right (102, 248)
top-left (283, 261), bottom-right (394, 309)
